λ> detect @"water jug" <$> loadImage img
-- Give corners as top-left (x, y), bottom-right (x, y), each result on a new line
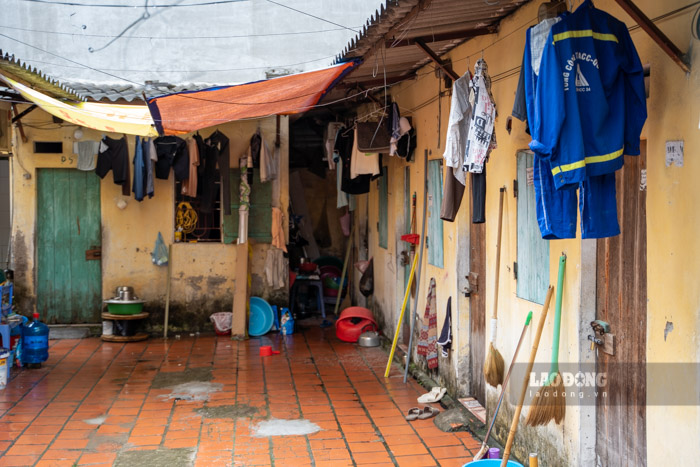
top-left (21, 313), bottom-right (49, 368)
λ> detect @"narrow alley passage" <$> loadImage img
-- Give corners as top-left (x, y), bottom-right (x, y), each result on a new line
top-left (0, 324), bottom-right (480, 466)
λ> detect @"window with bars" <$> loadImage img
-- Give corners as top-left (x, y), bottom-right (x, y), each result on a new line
top-left (174, 179), bottom-right (222, 242)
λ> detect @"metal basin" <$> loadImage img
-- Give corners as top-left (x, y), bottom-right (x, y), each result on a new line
top-left (358, 331), bottom-right (380, 347)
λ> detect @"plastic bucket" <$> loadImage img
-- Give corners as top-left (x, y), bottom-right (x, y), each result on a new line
top-left (0, 348), bottom-right (9, 389)
top-left (462, 460), bottom-right (523, 467)
top-left (260, 345), bottom-right (272, 357)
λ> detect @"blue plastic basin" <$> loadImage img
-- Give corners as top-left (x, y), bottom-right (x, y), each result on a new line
top-left (462, 460), bottom-right (524, 467)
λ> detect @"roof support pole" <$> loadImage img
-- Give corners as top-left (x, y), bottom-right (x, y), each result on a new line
top-left (414, 38), bottom-right (460, 81)
top-left (10, 104), bottom-right (29, 143)
top-left (11, 103), bottom-right (36, 124)
top-left (614, 0), bottom-right (690, 73)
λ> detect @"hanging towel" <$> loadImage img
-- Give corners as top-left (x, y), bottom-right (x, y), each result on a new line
top-left (417, 278), bottom-right (438, 370)
top-left (259, 134), bottom-right (278, 183)
top-left (265, 248), bottom-right (287, 289)
top-left (350, 127), bottom-right (380, 179)
top-left (437, 297), bottom-right (452, 357)
top-left (182, 137), bottom-right (200, 197)
top-left (271, 207), bottom-right (287, 253)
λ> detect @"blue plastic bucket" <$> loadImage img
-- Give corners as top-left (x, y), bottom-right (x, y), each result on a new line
top-left (462, 460), bottom-right (524, 467)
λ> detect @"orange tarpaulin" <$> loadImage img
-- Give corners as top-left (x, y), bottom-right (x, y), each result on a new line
top-left (147, 61), bottom-right (358, 135)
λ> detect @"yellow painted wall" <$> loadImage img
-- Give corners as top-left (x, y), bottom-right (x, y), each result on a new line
top-left (354, 0), bottom-right (700, 464)
top-left (9, 109), bottom-right (288, 330)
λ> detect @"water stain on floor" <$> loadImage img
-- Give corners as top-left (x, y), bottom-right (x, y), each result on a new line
top-left (252, 418), bottom-right (321, 437)
top-left (196, 403), bottom-right (259, 419)
top-left (115, 448), bottom-right (195, 467)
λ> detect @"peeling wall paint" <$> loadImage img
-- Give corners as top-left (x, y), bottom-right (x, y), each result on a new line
top-left (9, 110), bottom-right (289, 331)
top-left (352, 0), bottom-right (700, 464)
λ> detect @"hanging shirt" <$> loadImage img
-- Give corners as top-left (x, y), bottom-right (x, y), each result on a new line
top-left (73, 140), bottom-right (100, 171)
top-left (96, 135), bottom-right (130, 196)
top-left (529, 0), bottom-right (647, 189)
top-left (182, 137), bottom-right (200, 197)
top-left (442, 71), bottom-right (472, 185)
top-left (154, 136), bottom-right (189, 181)
top-left (335, 127), bottom-right (371, 195)
top-left (388, 102), bottom-right (401, 157)
top-left (204, 130), bottom-right (231, 215)
top-left (132, 136), bottom-right (145, 202)
top-left (145, 138), bottom-right (157, 199)
top-left (463, 59), bottom-right (497, 174)
top-left (258, 134), bottom-right (278, 183)
top-left (271, 207), bottom-right (287, 253)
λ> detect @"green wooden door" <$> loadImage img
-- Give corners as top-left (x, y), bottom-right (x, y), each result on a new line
top-left (37, 169), bottom-right (101, 324)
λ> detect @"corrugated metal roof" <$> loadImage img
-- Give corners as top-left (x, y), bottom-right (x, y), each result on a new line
top-left (63, 81), bottom-right (225, 103)
top-left (0, 49), bottom-right (84, 101)
top-left (333, 0), bottom-right (530, 88)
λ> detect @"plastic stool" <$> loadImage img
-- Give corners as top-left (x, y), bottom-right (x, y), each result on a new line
top-left (289, 279), bottom-right (326, 319)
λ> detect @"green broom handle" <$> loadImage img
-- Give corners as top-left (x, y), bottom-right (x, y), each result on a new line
top-left (548, 254), bottom-right (566, 383)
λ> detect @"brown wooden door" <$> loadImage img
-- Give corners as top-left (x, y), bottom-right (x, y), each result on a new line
top-left (469, 219), bottom-right (486, 405)
top-left (595, 145), bottom-right (647, 467)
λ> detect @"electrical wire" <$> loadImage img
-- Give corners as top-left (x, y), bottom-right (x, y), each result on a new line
top-left (0, 24), bottom-right (359, 39)
top-left (13, 0), bottom-right (249, 7)
top-left (262, 0), bottom-right (359, 33)
top-left (16, 54), bottom-right (342, 73)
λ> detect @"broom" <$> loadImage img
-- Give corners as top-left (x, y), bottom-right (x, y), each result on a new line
top-left (484, 187), bottom-right (506, 387)
top-left (473, 311), bottom-right (533, 461)
top-left (525, 254), bottom-right (567, 426)
top-left (501, 286), bottom-right (554, 467)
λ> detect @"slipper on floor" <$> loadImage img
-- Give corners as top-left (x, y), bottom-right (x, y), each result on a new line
top-left (417, 406), bottom-right (440, 420)
top-left (405, 407), bottom-right (422, 421)
top-left (417, 387), bottom-right (446, 403)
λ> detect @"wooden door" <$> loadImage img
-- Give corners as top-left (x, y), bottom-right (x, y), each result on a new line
top-left (469, 208), bottom-right (486, 404)
top-left (595, 146), bottom-right (647, 466)
top-left (37, 169), bottom-right (102, 324)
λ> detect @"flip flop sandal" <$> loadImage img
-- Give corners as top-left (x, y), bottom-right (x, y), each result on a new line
top-left (405, 407), bottom-right (422, 421)
top-left (417, 386), bottom-right (445, 403)
top-left (417, 406), bottom-right (440, 420)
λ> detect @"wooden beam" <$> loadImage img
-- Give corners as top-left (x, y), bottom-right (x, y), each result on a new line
top-left (338, 75), bottom-right (411, 88)
top-left (342, 0), bottom-right (434, 80)
top-left (614, 0), bottom-right (690, 73)
top-left (11, 104), bottom-right (37, 123)
top-left (414, 38), bottom-right (459, 81)
top-left (385, 26), bottom-right (498, 48)
top-left (10, 104), bottom-right (28, 143)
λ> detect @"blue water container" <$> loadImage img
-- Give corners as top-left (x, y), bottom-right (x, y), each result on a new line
top-left (21, 313), bottom-right (49, 367)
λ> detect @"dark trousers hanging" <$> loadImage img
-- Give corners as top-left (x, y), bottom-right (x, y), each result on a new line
top-left (471, 168), bottom-right (486, 224)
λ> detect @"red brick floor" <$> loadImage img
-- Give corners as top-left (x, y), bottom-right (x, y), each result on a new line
top-left (0, 324), bottom-right (481, 466)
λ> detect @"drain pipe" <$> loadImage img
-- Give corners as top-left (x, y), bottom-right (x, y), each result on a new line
top-left (403, 149), bottom-right (429, 383)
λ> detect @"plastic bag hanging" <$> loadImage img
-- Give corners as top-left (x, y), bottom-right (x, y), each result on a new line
top-left (152, 232), bottom-right (169, 266)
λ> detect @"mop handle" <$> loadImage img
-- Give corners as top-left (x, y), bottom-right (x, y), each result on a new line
top-left (549, 254), bottom-right (566, 380)
top-left (483, 311), bottom-right (533, 444)
top-left (502, 286), bottom-right (554, 466)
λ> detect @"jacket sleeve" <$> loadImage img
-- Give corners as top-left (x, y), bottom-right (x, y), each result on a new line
top-left (528, 32), bottom-right (565, 160)
top-left (619, 25), bottom-right (647, 156)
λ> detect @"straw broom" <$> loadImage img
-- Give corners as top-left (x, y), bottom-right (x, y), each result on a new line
top-left (484, 187), bottom-right (506, 387)
top-left (501, 286), bottom-right (554, 466)
top-left (526, 254), bottom-right (567, 426)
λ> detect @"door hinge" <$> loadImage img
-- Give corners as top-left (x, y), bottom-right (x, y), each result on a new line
top-left (513, 179), bottom-right (518, 198)
top-left (513, 261), bottom-right (518, 280)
